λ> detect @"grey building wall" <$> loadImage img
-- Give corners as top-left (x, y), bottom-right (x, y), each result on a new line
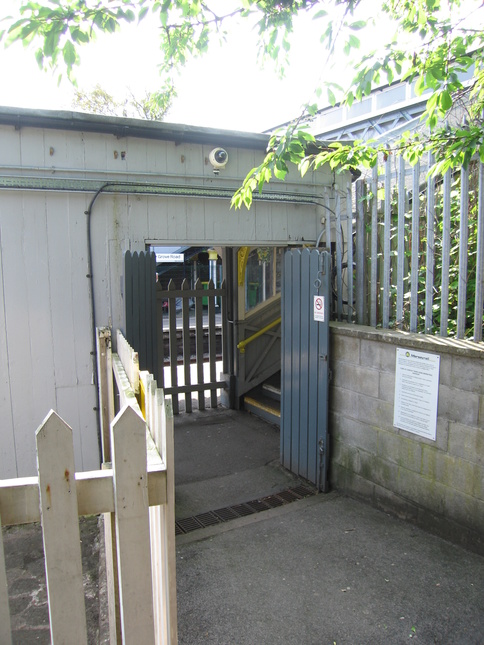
top-left (329, 323), bottom-right (484, 554)
top-left (0, 111), bottom-right (350, 478)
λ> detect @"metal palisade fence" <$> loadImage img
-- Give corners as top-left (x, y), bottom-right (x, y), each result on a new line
top-left (329, 154), bottom-right (484, 342)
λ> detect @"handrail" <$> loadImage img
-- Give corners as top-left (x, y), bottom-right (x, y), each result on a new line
top-left (237, 317), bottom-right (281, 354)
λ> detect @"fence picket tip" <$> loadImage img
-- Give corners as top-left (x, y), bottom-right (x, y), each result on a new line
top-left (111, 403), bottom-right (145, 431)
top-left (35, 409), bottom-right (72, 439)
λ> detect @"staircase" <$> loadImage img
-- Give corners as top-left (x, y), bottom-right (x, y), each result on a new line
top-left (243, 372), bottom-right (281, 427)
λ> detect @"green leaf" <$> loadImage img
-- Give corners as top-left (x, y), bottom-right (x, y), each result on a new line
top-left (439, 89), bottom-right (453, 111)
top-left (299, 157), bottom-right (311, 177)
top-left (297, 130), bottom-right (316, 143)
top-left (43, 28), bottom-right (59, 57)
top-left (105, 17), bottom-right (117, 33)
top-left (348, 34), bottom-right (360, 49)
top-left (62, 40), bottom-right (76, 67)
top-left (288, 141), bottom-right (304, 154)
top-left (138, 6), bottom-right (149, 22)
top-left (34, 47), bottom-right (44, 69)
top-left (306, 103), bottom-right (318, 116)
top-left (274, 161), bottom-right (287, 180)
top-left (349, 20), bottom-right (366, 30)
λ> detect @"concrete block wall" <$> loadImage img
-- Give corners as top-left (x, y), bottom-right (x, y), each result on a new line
top-left (329, 323), bottom-right (484, 554)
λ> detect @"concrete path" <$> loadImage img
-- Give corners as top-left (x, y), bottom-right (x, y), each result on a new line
top-left (174, 408), bottom-right (484, 645)
top-left (176, 492), bottom-right (484, 645)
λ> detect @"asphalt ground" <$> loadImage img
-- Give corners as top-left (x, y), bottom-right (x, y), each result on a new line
top-left (174, 408), bottom-right (484, 645)
top-left (4, 406), bottom-right (484, 644)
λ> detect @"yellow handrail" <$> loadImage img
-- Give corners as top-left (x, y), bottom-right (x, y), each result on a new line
top-left (237, 317), bottom-right (281, 354)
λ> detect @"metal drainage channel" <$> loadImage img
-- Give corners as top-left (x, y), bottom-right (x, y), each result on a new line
top-left (175, 484), bottom-right (317, 535)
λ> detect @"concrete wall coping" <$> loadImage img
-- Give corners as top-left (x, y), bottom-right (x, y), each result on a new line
top-left (330, 322), bottom-right (484, 359)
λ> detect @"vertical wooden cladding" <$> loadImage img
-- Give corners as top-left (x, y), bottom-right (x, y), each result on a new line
top-left (0, 125), bottom-right (21, 166)
top-left (0, 190), bottom-right (96, 478)
top-left (8, 191), bottom-right (53, 401)
top-left (0, 218), bottom-right (16, 479)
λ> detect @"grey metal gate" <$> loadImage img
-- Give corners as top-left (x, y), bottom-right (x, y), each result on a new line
top-left (281, 248), bottom-right (330, 491)
top-left (125, 251), bottom-right (158, 378)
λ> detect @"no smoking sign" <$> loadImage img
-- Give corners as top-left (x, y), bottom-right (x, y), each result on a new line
top-left (313, 295), bottom-right (325, 322)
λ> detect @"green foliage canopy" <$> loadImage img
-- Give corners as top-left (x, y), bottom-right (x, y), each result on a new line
top-left (1, 0), bottom-right (484, 207)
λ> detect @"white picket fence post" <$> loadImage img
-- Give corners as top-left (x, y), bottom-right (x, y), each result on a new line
top-left (111, 405), bottom-right (156, 645)
top-left (0, 329), bottom-right (178, 644)
top-left (112, 329), bottom-right (178, 645)
top-left (142, 373), bottom-right (177, 645)
top-left (36, 411), bottom-right (88, 644)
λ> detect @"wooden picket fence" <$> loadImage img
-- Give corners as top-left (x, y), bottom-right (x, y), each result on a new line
top-left (0, 328), bottom-right (177, 644)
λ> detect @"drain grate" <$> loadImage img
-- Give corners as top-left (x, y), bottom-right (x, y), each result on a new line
top-left (194, 511), bottom-right (221, 528)
top-left (276, 489), bottom-right (300, 503)
top-left (230, 503), bottom-right (256, 517)
top-left (175, 485), bottom-right (318, 535)
top-left (246, 499), bottom-right (271, 513)
top-left (176, 516), bottom-right (204, 534)
top-left (260, 494), bottom-right (285, 508)
top-left (213, 507), bottom-right (239, 521)
top-left (291, 484), bottom-right (316, 498)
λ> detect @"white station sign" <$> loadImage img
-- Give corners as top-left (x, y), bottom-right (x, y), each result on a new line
top-left (156, 253), bottom-right (184, 263)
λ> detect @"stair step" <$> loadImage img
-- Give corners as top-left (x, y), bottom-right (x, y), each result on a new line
top-left (244, 394), bottom-right (280, 427)
top-left (262, 382), bottom-right (281, 401)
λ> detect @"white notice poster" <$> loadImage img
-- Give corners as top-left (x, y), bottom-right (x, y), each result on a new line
top-left (313, 295), bottom-right (325, 322)
top-left (393, 348), bottom-right (440, 441)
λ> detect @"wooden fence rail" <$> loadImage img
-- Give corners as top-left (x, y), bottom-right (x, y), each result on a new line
top-left (0, 328), bottom-right (177, 645)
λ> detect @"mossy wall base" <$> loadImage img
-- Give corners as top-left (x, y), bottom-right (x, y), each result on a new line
top-left (329, 323), bottom-right (484, 555)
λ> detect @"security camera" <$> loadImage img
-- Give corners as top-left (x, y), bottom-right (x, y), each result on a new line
top-left (209, 148), bottom-right (228, 172)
